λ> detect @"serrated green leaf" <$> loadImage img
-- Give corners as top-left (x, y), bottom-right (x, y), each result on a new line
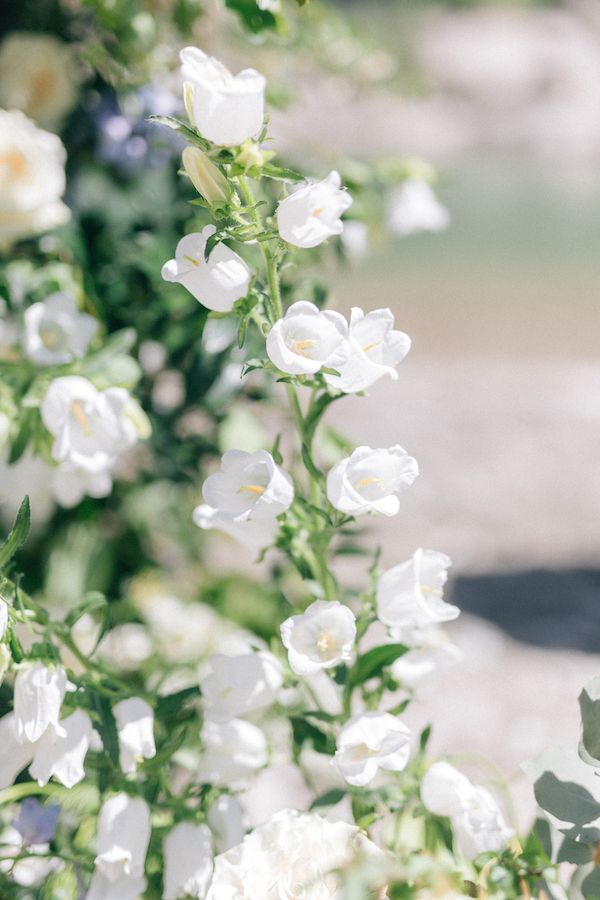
top-left (0, 497), bottom-right (30, 570)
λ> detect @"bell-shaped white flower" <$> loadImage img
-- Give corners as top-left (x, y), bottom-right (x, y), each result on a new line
top-left (326, 445), bottom-right (418, 516)
top-left (51, 463), bottom-right (113, 508)
top-left (112, 698), bottom-right (156, 775)
top-left (202, 651), bottom-right (283, 721)
top-left (161, 226), bottom-right (251, 312)
top-left (41, 376), bottom-right (141, 474)
top-left (421, 762), bottom-right (513, 860)
top-left (29, 709), bottom-right (93, 788)
top-left (388, 179), bottom-right (449, 237)
top-left (88, 793), bottom-right (150, 900)
top-left (207, 795), bottom-right (244, 853)
top-left (198, 717), bottom-right (268, 787)
top-left (390, 624), bottom-right (462, 686)
top-left (163, 822), bottom-right (213, 900)
top-left (276, 171), bottom-right (352, 249)
top-left (14, 662), bottom-right (67, 744)
top-left (324, 307), bottom-right (411, 394)
top-left (193, 503), bottom-right (279, 549)
top-left (333, 712), bottom-right (411, 787)
top-left (266, 301), bottom-right (349, 376)
top-left (280, 600), bottom-right (356, 676)
top-left (202, 449), bottom-right (293, 525)
top-left (0, 598), bottom-right (7, 639)
top-left (376, 549), bottom-right (458, 629)
top-left (0, 645), bottom-right (9, 687)
top-left (180, 47), bottom-right (266, 147)
top-left (23, 292), bottom-right (97, 365)
top-left (0, 714), bottom-right (36, 789)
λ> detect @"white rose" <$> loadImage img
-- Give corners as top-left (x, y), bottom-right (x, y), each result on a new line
top-left (41, 376), bottom-right (141, 474)
top-left (324, 307), bottom-right (411, 394)
top-left (161, 226), bottom-right (251, 312)
top-left (198, 717), bottom-right (268, 787)
top-left (88, 793), bottom-right (151, 900)
top-left (112, 697), bottom-right (156, 775)
top-left (202, 651), bottom-right (283, 721)
top-left (376, 549), bottom-right (458, 629)
top-left (280, 600), bottom-right (356, 676)
top-left (163, 822), bottom-right (213, 900)
top-left (201, 449), bottom-right (293, 525)
top-left (23, 292), bottom-right (98, 365)
top-left (333, 712), bottom-right (411, 787)
top-left (0, 109), bottom-right (70, 249)
top-left (13, 662), bottom-right (67, 744)
top-left (388, 179), bottom-right (449, 237)
top-left (326, 445), bottom-right (419, 516)
top-left (266, 300), bottom-right (349, 377)
top-left (0, 34), bottom-right (78, 128)
top-left (180, 47), bottom-right (266, 147)
top-left (276, 171), bottom-right (353, 249)
top-left (205, 808), bottom-right (381, 899)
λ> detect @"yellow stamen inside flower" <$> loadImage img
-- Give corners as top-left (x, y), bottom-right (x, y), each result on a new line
top-left (316, 634), bottom-right (333, 654)
top-left (354, 476), bottom-right (383, 490)
top-left (0, 151), bottom-right (27, 178)
top-left (238, 484), bottom-right (265, 496)
top-left (29, 70), bottom-right (58, 114)
top-left (362, 341), bottom-right (382, 353)
top-left (289, 339), bottom-right (316, 358)
top-left (351, 743), bottom-right (375, 761)
top-left (312, 207), bottom-right (324, 217)
top-left (183, 254), bottom-right (201, 268)
top-left (70, 400), bottom-right (92, 437)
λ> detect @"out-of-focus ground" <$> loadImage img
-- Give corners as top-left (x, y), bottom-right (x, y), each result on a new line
top-left (262, 1), bottom-right (600, 819)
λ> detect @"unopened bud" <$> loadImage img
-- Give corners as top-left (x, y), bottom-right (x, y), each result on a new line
top-left (183, 81), bottom-right (195, 126)
top-left (182, 146), bottom-right (232, 206)
top-left (236, 140), bottom-right (274, 172)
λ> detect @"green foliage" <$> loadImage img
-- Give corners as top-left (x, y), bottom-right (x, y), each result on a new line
top-left (0, 497), bottom-right (30, 572)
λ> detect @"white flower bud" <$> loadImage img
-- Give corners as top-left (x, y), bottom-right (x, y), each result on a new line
top-left (88, 793), bottom-right (151, 899)
top-left (14, 662), bottom-right (67, 744)
top-left (181, 146), bottom-right (232, 205)
top-left (112, 697), bottom-right (156, 775)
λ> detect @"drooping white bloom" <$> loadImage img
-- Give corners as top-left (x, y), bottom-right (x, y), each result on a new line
top-left (205, 808), bottom-right (381, 899)
top-left (193, 503), bottom-right (280, 550)
top-left (377, 549), bottom-right (458, 629)
top-left (327, 445), bottom-right (419, 516)
top-left (207, 795), bottom-right (244, 853)
top-left (0, 34), bottom-right (78, 128)
top-left (0, 714), bottom-right (36, 789)
top-left (161, 226), bottom-right (251, 312)
top-left (198, 717), bottom-right (268, 786)
top-left (391, 624), bottom-right (462, 686)
top-left (388, 179), bottom-right (450, 237)
top-left (88, 793), bottom-right (151, 900)
top-left (23, 292), bottom-right (97, 365)
top-left (333, 712), bottom-right (411, 787)
top-left (201, 450), bottom-right (293, 527)
top-left (276, 171), bottom-right (353, 249)
top-left (202, 651), bottom-right (283, 721)
top-left (0, 109), bottom-right (70, 249)
top-left (13, 663), bottom-right (67, 744)
top-left (0, 598), bottom-right (7, 639)
top-left (180, 47), bottom-right (266, 146)
top-left (266, 301), bottom-right (349, 377)
top-left (280, 600), bottom-right (356, 676)
top-left (112, 698), bottom-right (156, 775)
top-left (29, 709), bottom-right (93, 788)
top-left (41, 376), bottom-right (142, 474)
top-left (421, 762), bottom-right (513, 860)
top-left (163, 822), bottom-right (213, 900)
top-left (51, 463), bottom-right (113, 508)
top-left (324, 307), bottom-right (411, 394)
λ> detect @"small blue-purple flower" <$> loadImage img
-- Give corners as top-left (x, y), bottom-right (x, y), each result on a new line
top-left (12, 798), bottom-right (60, 846)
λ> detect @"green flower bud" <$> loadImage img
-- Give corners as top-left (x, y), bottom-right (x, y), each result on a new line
top-left (182, 146), bottom-right (232, 206)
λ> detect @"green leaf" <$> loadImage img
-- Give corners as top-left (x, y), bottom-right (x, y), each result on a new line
top-left (348, 643), bottom-right (408, 689)
top-left (524, 747), bottom-right (600, 843)
top-left (579, 677), bottom-right (600, 767)
top-left (64, 592), bottom-right (107, 629)
top-left (0, 497), bottom-right (30, 570)
top-left (262, 163), bottom-right (305, 183)
top-left (147, 115), bottom-right (210, 151)
top-left (204, 231), bottom-right (223, 261)
top-left (301, 443), bottom-right (323, 481)
top-left (241, 358), bottom-right (268, 377)
top-left (156, 686), bottom-right (201, 723)
top-left (290, 716), bottom-right (335, 756)
top-left (310, 788), bottom-right (346, 810)
top-left (224, 0), bottom-right (278, 33)
top-left (92, 695), bottom-right (120, 768)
